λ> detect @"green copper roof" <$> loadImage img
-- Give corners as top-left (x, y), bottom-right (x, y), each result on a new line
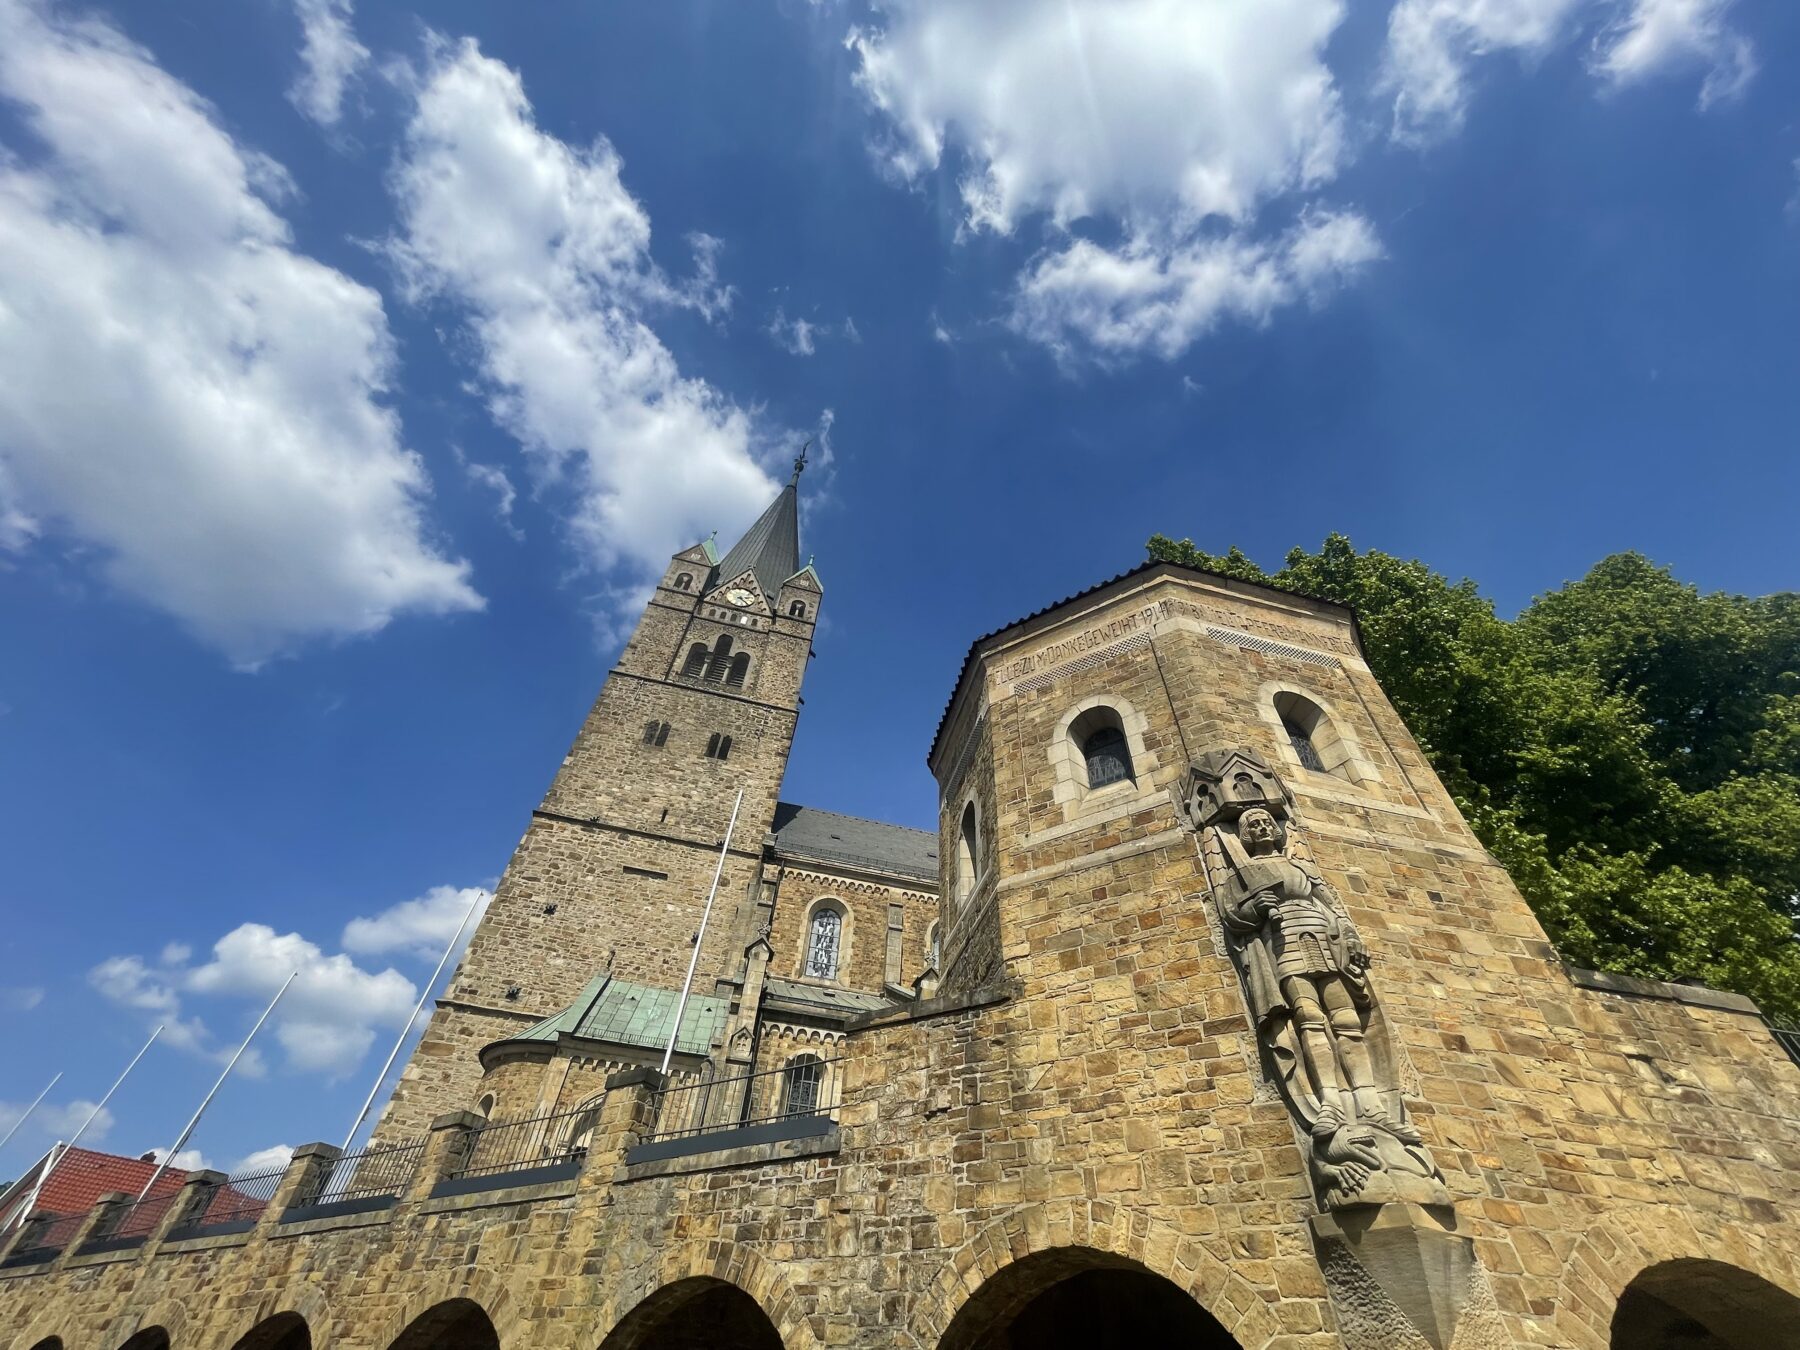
top-left (504, 973), bottom-right (726, 1059)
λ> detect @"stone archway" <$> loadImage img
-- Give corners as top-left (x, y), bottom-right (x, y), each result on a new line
top-left (226, 1314), bottom-right (311, 1350)
top-left (596, 1278), bottom-right (783, 1350)
top-left (1549, 1206), bottom-right (1800, 1349)
top-left (1611, 1259), bottom-right (1800, 1349)
top-left (912, 1204), bottom-right (1283, 1350)
top-left (385, 1300), bottom-right (499, 1350)
top-left (939, 1248), bottom-right (1243, 1350)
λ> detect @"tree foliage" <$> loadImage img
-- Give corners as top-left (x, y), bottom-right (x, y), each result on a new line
top-left (1147, 532), bottom-right (1800, 1019)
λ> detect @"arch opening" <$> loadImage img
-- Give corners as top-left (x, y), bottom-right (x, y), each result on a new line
top-left (388, 1299), bottom-right (499, 1350)
top-left (117, 1331), bottom-right (171, 1350)
top-left (599, 1277), bottom-right (783, 1350)
top-left (1611, 1259), bottom-right (1800, 1349)
top-left (230, 1313), bottom-right (311, 1350)
top-left (939, 1249), bottom-right (1241, 1350)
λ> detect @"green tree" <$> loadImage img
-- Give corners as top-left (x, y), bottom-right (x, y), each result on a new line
top-left (1146, 532), bottom-right (1800, 1019)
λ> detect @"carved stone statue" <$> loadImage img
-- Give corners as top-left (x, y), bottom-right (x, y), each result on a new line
top-left (1185, 749), bottom-right (1446, 1209)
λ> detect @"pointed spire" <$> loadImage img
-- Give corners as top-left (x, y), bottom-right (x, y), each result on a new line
top-left (790, 438), bottom-right (811, 486)
top-left (714, 469), bottom-right (802, 604)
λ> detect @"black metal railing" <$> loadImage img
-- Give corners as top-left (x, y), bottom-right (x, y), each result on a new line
top-left (643, 1057), bottom-right (842, 1146)
top-left (452, 1103), bottom-right (595, 1182)
top-left (309, 1137), bottom-right (427, 1208)
top-left (1, 1211), bottom-right (85, 1268)
top-left (171, 1167), bottom-right (284, 1237)
top-left (1772, 1022), bottom-right (1800, 1071)
top-left (79, 1192), bottom-right (177, 1253)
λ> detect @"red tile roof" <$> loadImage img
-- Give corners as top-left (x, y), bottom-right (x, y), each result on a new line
top-left (0, 1146), bottom-right (190, 1223)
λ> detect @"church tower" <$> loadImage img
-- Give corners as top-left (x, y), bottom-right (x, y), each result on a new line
top-left (371, 463), bottom-right (822, 1141)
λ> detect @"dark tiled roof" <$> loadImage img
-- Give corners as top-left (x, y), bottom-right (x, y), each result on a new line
top-left (714, 483), bottom-right (800, 606)
top-left (761, 976), bottom-right (898, 1018)
top-left (925, 559), bottom-right (1362, 768)
top-left (771, 802), bottom-right (939, 882)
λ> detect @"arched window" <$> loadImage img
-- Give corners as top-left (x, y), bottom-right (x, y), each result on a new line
top-left (704, 733), bottom-right (732, 761)
top-left (954, 801), bottom-right (979, 906)
top-left (705, 633), bottom-right (734, 682)
top-left (804, 906), bottom-right (842, 979)
top-left (1283, 713), bottom-right (1324, 771)
top-left (788, 600), bottom-right (806, 618)
top-left (1272, 690), bottom-right (1350, 779)
top-left (926, 922), bottom-right (941, 971)
top-left (477, 1093), bottom-right (495, 1118)
top-left (681, 643), bottom-right (708, 678)
top-left (672, 572), bottom-right (692, 591)
top-left (1082, 724), bottom-right (1133, 789)
top-left (726, 652), bottom-right (750, 688)
top-left (781, 1055), bottom-right (823, 1117)
top-left (642, 720), bottom-right (670, 747)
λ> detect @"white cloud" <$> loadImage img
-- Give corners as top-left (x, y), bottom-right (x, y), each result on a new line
top-left (0, 0), bottom-right (481, 666)
top-left (0, 1098), bottom-right (114, 1147)
top-left (1591, 0), bottom-right (1754, 106)
top-left (1012, 210), bottom-right (1380, 365)
top-left (847, 0), bottom-right (1347, 234)
top-left (767, 308), bottom-right (818, 356)
top-left (149, 1145), bottom-right (209, 1171)
top-left (289, 0), bottom-right (369, 127)
top-left (456, 455), bottom-right (522, 539)
top-left (1381, 0), bottom-right (1755, 141)
top-left (843, 0), bottom-right (1371, 364)
top-left (86, 885), bottom-right (486, 1080)
top-left (1381, 0), bottom-right (1583, 142)
top-left (385, 37), bottom-right (787, 610)
top-left (0, 986), bottom-right (43, 1011)
top-left (342, 883), bottom-right (491, 961)
top-left (231, 1144), bottom-right (296, 1176)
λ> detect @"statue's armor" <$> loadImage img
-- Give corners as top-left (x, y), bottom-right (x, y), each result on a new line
top-left (1246, 862), bottom-right (1341, 981)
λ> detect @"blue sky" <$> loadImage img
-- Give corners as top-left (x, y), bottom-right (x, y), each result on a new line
top-left (1, 0), bottom-right (1795, 1180)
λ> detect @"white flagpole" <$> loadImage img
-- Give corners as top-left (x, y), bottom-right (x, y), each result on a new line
top-left (341, 890), bottom-right (484, 1154)
top-left (0, 1071), bottom-right (62, 1157)
top-left (5, 1028), bottom-right (160, 1231)
top-left (662, 788), bottom-right (744, 1075)
top-left (139, 973), bottom-right (295, 1200)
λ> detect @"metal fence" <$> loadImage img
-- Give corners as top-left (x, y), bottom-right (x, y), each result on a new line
top-left (174, 1166), bottom-right (284, 1235)
top-left (1772, 1022), bottom-right (1800, 1071)
top-left (309, 1138), bottom-right (427, 1207)
top-left (644, 1057), bottom-right (842, 1145)
top-left (80, 1191), bottom-right (179, 1253)
top-left (1, 1211), bottom-right (85, 1268)
top-left (453, 1104), bottom-right (596, 1181)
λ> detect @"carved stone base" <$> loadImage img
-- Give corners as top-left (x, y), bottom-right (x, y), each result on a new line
top-left (1310, 1204), bottom-right (1505, 1350)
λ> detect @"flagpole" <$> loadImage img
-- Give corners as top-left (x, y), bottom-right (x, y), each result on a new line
top-left (0, 1071), bottom-right (62, 1157)
top-left (139, 973), bottom-right (295, 1199)
top-left (341, 890), bottom-right (484, 1154)
top-left (5, 1028), bottom-right (160, 1231)
top-left (662, 788), bottom-right (744, 1075)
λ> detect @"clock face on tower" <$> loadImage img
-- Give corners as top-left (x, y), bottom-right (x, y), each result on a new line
top-left (724, 587), bottom-right (756, 607)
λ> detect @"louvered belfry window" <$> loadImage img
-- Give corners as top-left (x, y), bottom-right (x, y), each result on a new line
top-left (1082, 725), bottom-right (1132, 789)
top-left (805, 908), bottom-right (841, 980)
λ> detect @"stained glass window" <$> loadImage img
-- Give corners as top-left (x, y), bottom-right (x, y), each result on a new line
top-left (805, 907), bottom-right (841, 980)
top-left (1083, 725), bottom-right (1133, 788)
top-left (782, 1056), bottom-right (823, 1117)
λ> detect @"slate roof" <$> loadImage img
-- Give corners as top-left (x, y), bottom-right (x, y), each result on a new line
top-left (495, 973), bottom-right (727, 1060)
top-left (771, 802), bottom-right (939, 882)
top-left (714, 483), bottom-right (800, 606)
top-left (761, 976), bottom-right (898, 1018)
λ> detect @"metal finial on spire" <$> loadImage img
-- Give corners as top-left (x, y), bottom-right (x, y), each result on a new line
top-left (791, 439), bottom-right (812, 485)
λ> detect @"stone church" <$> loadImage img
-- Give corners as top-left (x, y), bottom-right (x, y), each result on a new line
top-left (4, 473), bottom-right (1799, 1350)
